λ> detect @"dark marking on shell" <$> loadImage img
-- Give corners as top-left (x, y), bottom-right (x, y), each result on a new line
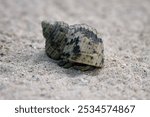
top-left (90, 56), bottom-right (94, 59)
top-left (62, 52), bottom-right (70, 58)
top-left (73, 45), bottom-right (80, 54)
top-left (64, 38), bottom-right (68, 42)
top-left (66, 42), bottom-right (69, 45)
top-left (88, 42), bottom-right (91, 45)
top-left (98, 38), bottom-right (103, 43)
top-left (75, 36), bottom-right (79, 45)
top-left (70, 39), bottom-right (74, 44)
top-left (93, 50), bottom-right (96, 53)
top-left (59, 28), bottom-right (64, 32)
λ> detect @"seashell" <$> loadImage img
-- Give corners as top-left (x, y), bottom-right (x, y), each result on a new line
top-left (41, 21), bottom-right (104, 71)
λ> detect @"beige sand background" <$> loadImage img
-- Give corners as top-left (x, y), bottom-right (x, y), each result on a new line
top-left (0, 0), bottom-right (150, 99)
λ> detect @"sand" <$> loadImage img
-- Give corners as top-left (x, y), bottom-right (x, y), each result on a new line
top-left (0, 0), bottom-right (150, 99)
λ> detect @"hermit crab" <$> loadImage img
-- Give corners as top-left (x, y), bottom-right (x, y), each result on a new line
top-left (41, 21), bottom-right (104, 71)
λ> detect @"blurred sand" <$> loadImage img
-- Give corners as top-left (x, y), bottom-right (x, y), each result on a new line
top-left (0, 0), bottom-right (150, 99)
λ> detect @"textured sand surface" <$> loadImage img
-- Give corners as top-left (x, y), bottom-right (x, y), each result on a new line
top-left (0, 0), bottom-right (150, 99)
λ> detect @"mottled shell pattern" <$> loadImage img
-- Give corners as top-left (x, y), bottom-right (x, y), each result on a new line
top-left (41, 21), bottom-right (104, 71)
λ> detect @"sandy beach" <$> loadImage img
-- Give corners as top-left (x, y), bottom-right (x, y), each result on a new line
top-left (0, 0), bottom-right (150, 99)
